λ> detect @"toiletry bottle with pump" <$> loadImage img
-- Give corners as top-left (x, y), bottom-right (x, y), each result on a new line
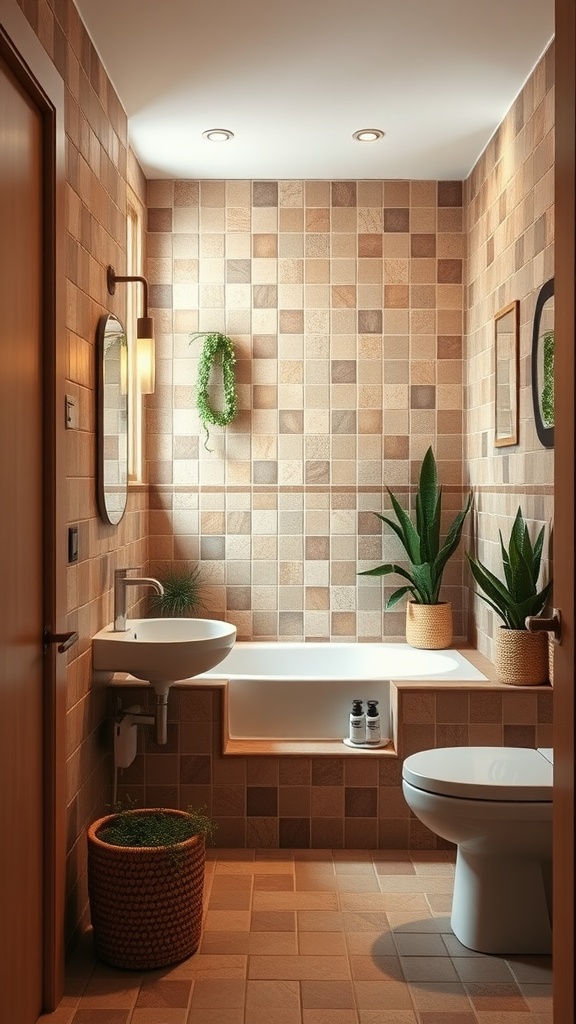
top-left (365, 700), bottom-right (381, 745)
top-left (349, 700), bottom-right (366, 744)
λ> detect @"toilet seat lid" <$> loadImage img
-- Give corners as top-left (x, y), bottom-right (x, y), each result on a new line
top-left (402, 746), bottom-right (553, 801)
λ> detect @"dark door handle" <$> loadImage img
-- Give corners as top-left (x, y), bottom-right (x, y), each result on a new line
top-left (525, 608), bottom-right (562, 643)
top-left (43, 628), bottom-right (79, 653)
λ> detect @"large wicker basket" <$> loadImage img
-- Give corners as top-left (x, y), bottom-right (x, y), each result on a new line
top-left (405, 601), bottom-right (453, 650)
top-left (495, 628), bottom-right (549, 686)
top-left (87, 809), bottom-right (206, 970)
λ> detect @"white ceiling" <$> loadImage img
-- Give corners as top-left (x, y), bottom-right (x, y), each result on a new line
top-left (75, 0), bottom-right (554, 181)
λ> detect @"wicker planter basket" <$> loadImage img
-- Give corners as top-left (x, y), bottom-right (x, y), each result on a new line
top-left (495, 628), bottom-right (549, 686)
top-left (87, 809), bottom-right (206, 970)
top-left (405, 601), bottom-right (453, 650)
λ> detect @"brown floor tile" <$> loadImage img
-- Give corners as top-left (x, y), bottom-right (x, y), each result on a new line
top-left (357, 1013), bottom-right (417, 1024)
top-left (353, 979), bottom-right (414, 1010)
top-left (393, 932), bottom-right (448, 957)
top-left (173, 954), bottom-right (247, 979)
top-left (253, 891), bottom-right (339, 911)
top-left (187, 1011), bottom-right (243, 1024)
top-left (189, 979), bottom-right (246, 1008)
top-left (349, 955), bottom-right (403, 981)
top-left (208, 890), bottom-right (252, 909)
top-left (303, 1011), bottom-right (358, 1024)
top-left (300, 979), bottom-right (355, 1008)
top-left (251, 911), bottom-right (296, 931)
top-left (294, 870), bottom-right (338, 892)
top-left (341, 911), bottom-right (390, 933)
top-left (248, 932), bottom-right (299, 954)
top-left (440, 933), bottom-right (485, 957)
top-left (452, 957), bottom-right (515, 984)
top-left (506, 956), bottom-right (553, 984)
top-left (210, 875), bottom-right (253, 892)
top-left (245, 979), bottom-right (300, 1007)
top-left (408, 982), bottom-right (472, 1014)
top-left (336, 875), bottom-right (380, 893)
top-left (248, 954), bottom-right (350, 980)
top-left (298, 931), bottom-right (347, 955)
top-left (76, 977), bottom-right (137, 1009)
top-left (417, 1014), bottom-right (475, 1024)
top-left (131, 1010), bottom-right (187, 1024)
top-left (345, 931), bottom-right (396, 956)
top-left (253, 873), bottom-right (295, 891)
top-left (204, 910), bottom-right (251, 931)
top-left (136, 979), bottom-right (192, 1007)
top-left (72, 1013), bottom-right (130, 1024)
top-left (340, 893), bottom-right (428, 912)
top-left (515, 981), bottom-right (553, 1013)
top-left (401, 955), bottom-right (459, 982)
top-left (200, 932), bottom-right (250, 955)
top-left (297, 911), bottom-right (345, 932)
top-left (464, 982), bottom-right (530, 1012)
top-left (387, 911), bottom-right (440, 932)
top-left (244, 1009), bottom-right (302, 1024)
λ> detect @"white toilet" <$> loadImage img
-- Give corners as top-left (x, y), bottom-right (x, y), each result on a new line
top-left (402, 746), bottom-right (553, 954)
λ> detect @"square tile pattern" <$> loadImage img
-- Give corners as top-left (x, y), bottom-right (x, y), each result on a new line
top-left (43, 850), bottom-right (552, 1023)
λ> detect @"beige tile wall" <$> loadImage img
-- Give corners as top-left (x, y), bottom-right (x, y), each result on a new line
top-left (145, 179), bottom-right (468, 642)
top-left (464, 44), bottom-right (554, 660)
top-left (15, 0), bottom-right (149, 949)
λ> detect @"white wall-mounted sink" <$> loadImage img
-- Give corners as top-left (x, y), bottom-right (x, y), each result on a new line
top-left (92, 617), bottom-right (237, 684)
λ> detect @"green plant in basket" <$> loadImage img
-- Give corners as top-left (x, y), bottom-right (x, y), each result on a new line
top-left (98, 804), bottom-right (215, 848)
top-left (358, 446), bottom-right (472, 607)
top-left (467, 507), bottom-right (552, 629)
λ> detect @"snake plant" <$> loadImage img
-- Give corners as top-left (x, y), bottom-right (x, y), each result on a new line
top-left (467, 507), bottom-right (552, 629)
top-left (358, 446), bottom-right (471, 607)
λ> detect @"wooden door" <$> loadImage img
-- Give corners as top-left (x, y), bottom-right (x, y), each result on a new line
top-left (0, 54), bottom-right (45, 1023)
top-left (554, 2), bottom-right (575, 1019)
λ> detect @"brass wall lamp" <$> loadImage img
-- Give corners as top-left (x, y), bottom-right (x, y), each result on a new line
top-left (107, 264), bottom-right (155, 394)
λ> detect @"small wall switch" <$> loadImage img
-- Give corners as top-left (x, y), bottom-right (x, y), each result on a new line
top-left (68, 525), bottom-right (79, 563)
top-left (65, 394), bottom-right (77, 429)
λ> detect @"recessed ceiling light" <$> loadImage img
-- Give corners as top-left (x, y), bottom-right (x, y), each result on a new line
top-left (353, 128), bottom-right (385, 142)
top-left (202, 128), bottom-right (234, 142)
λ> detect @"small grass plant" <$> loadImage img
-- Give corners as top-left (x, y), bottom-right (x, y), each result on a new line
top-left (98, 804), bottom-right (216, 848)
top-left (149, 563), bottom-right (204, 617)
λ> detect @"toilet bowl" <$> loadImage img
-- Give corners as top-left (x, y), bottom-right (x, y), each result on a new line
top-left (402, 746), bottom-right (553, 954)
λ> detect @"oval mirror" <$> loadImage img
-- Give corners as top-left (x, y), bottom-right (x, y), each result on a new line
top-left (531, 278), bottom-right (554, 449)
top-left (97, 313), bottom-right (128, 525)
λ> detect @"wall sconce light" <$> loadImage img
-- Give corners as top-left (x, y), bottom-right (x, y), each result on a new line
top-left (107, 265), bottom-right (156, 394)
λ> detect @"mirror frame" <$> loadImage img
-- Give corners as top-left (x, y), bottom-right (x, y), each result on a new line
top-left (494, 299), bottom-right (519, 448)
top-left (97, 312), bottom-right (128, 525)
top-left (531, 277), bottom-right (554, 449)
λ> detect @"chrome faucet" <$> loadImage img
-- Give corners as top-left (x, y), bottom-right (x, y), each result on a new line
top-left (114, 568), bottom-right (164, 631)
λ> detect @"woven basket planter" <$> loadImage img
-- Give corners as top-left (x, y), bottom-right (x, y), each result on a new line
top-left (405, 601), bottom-right (453, 650)
top-left (87, 809), bottom-right (206, 970)
top-left (495, 628), bottom-right (549, 686)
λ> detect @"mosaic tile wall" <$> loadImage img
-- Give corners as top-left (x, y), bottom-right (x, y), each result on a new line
top-left (14, 0), bottom-right (149, 949)
top-left (145, 179), bottom-right (467, 642)
top-left (464, 44), bottom-right (555, 661)
top-left (113, 683), bottom-right (553, 850)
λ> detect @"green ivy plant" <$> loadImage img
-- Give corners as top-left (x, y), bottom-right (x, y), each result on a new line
top-left (191, 332), bottom-right (238, 449)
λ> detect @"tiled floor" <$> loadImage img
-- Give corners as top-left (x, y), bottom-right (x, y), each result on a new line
top-left (40, 850), bottom-right (553, 1024)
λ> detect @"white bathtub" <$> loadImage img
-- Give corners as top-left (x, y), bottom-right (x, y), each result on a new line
top-left (199, 642), bottom-right (486, 742)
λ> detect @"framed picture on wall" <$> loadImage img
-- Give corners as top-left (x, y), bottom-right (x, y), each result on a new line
top-left (494, 300), bottom-right (519, 447)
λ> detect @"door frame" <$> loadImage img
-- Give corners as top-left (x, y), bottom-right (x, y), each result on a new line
top-left (0, 0), bottom-right (66, 1010)
top-left (554, 0), bottom-right (575, 1019)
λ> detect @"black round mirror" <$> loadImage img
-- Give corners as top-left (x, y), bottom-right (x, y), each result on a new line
top-left (531, 278), bottom-right (554, 449)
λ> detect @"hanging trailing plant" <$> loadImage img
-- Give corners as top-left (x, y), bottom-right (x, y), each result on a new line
top-left (190, 332), bottom-right (238, 449)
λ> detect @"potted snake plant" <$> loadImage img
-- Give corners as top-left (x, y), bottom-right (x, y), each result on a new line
top-left (467, 507), bottom-right (552, 685)
top-left (358, 447), bottom-right (471, 648)
top-left (87, 805), bottom-right (215, 969)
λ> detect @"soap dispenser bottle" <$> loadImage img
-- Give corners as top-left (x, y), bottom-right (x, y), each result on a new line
top-left (349, 700), bottom-right (366, 744)
top-left (365, 700), bottom-right (381, 745)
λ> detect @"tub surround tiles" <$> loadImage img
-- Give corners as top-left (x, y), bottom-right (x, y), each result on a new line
top-left (145, 177), bottom-right (466, 643)
top-left (113, 681), bottom-right (552, 851)
top-left (54, 849), bottom-right (552, 1024)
